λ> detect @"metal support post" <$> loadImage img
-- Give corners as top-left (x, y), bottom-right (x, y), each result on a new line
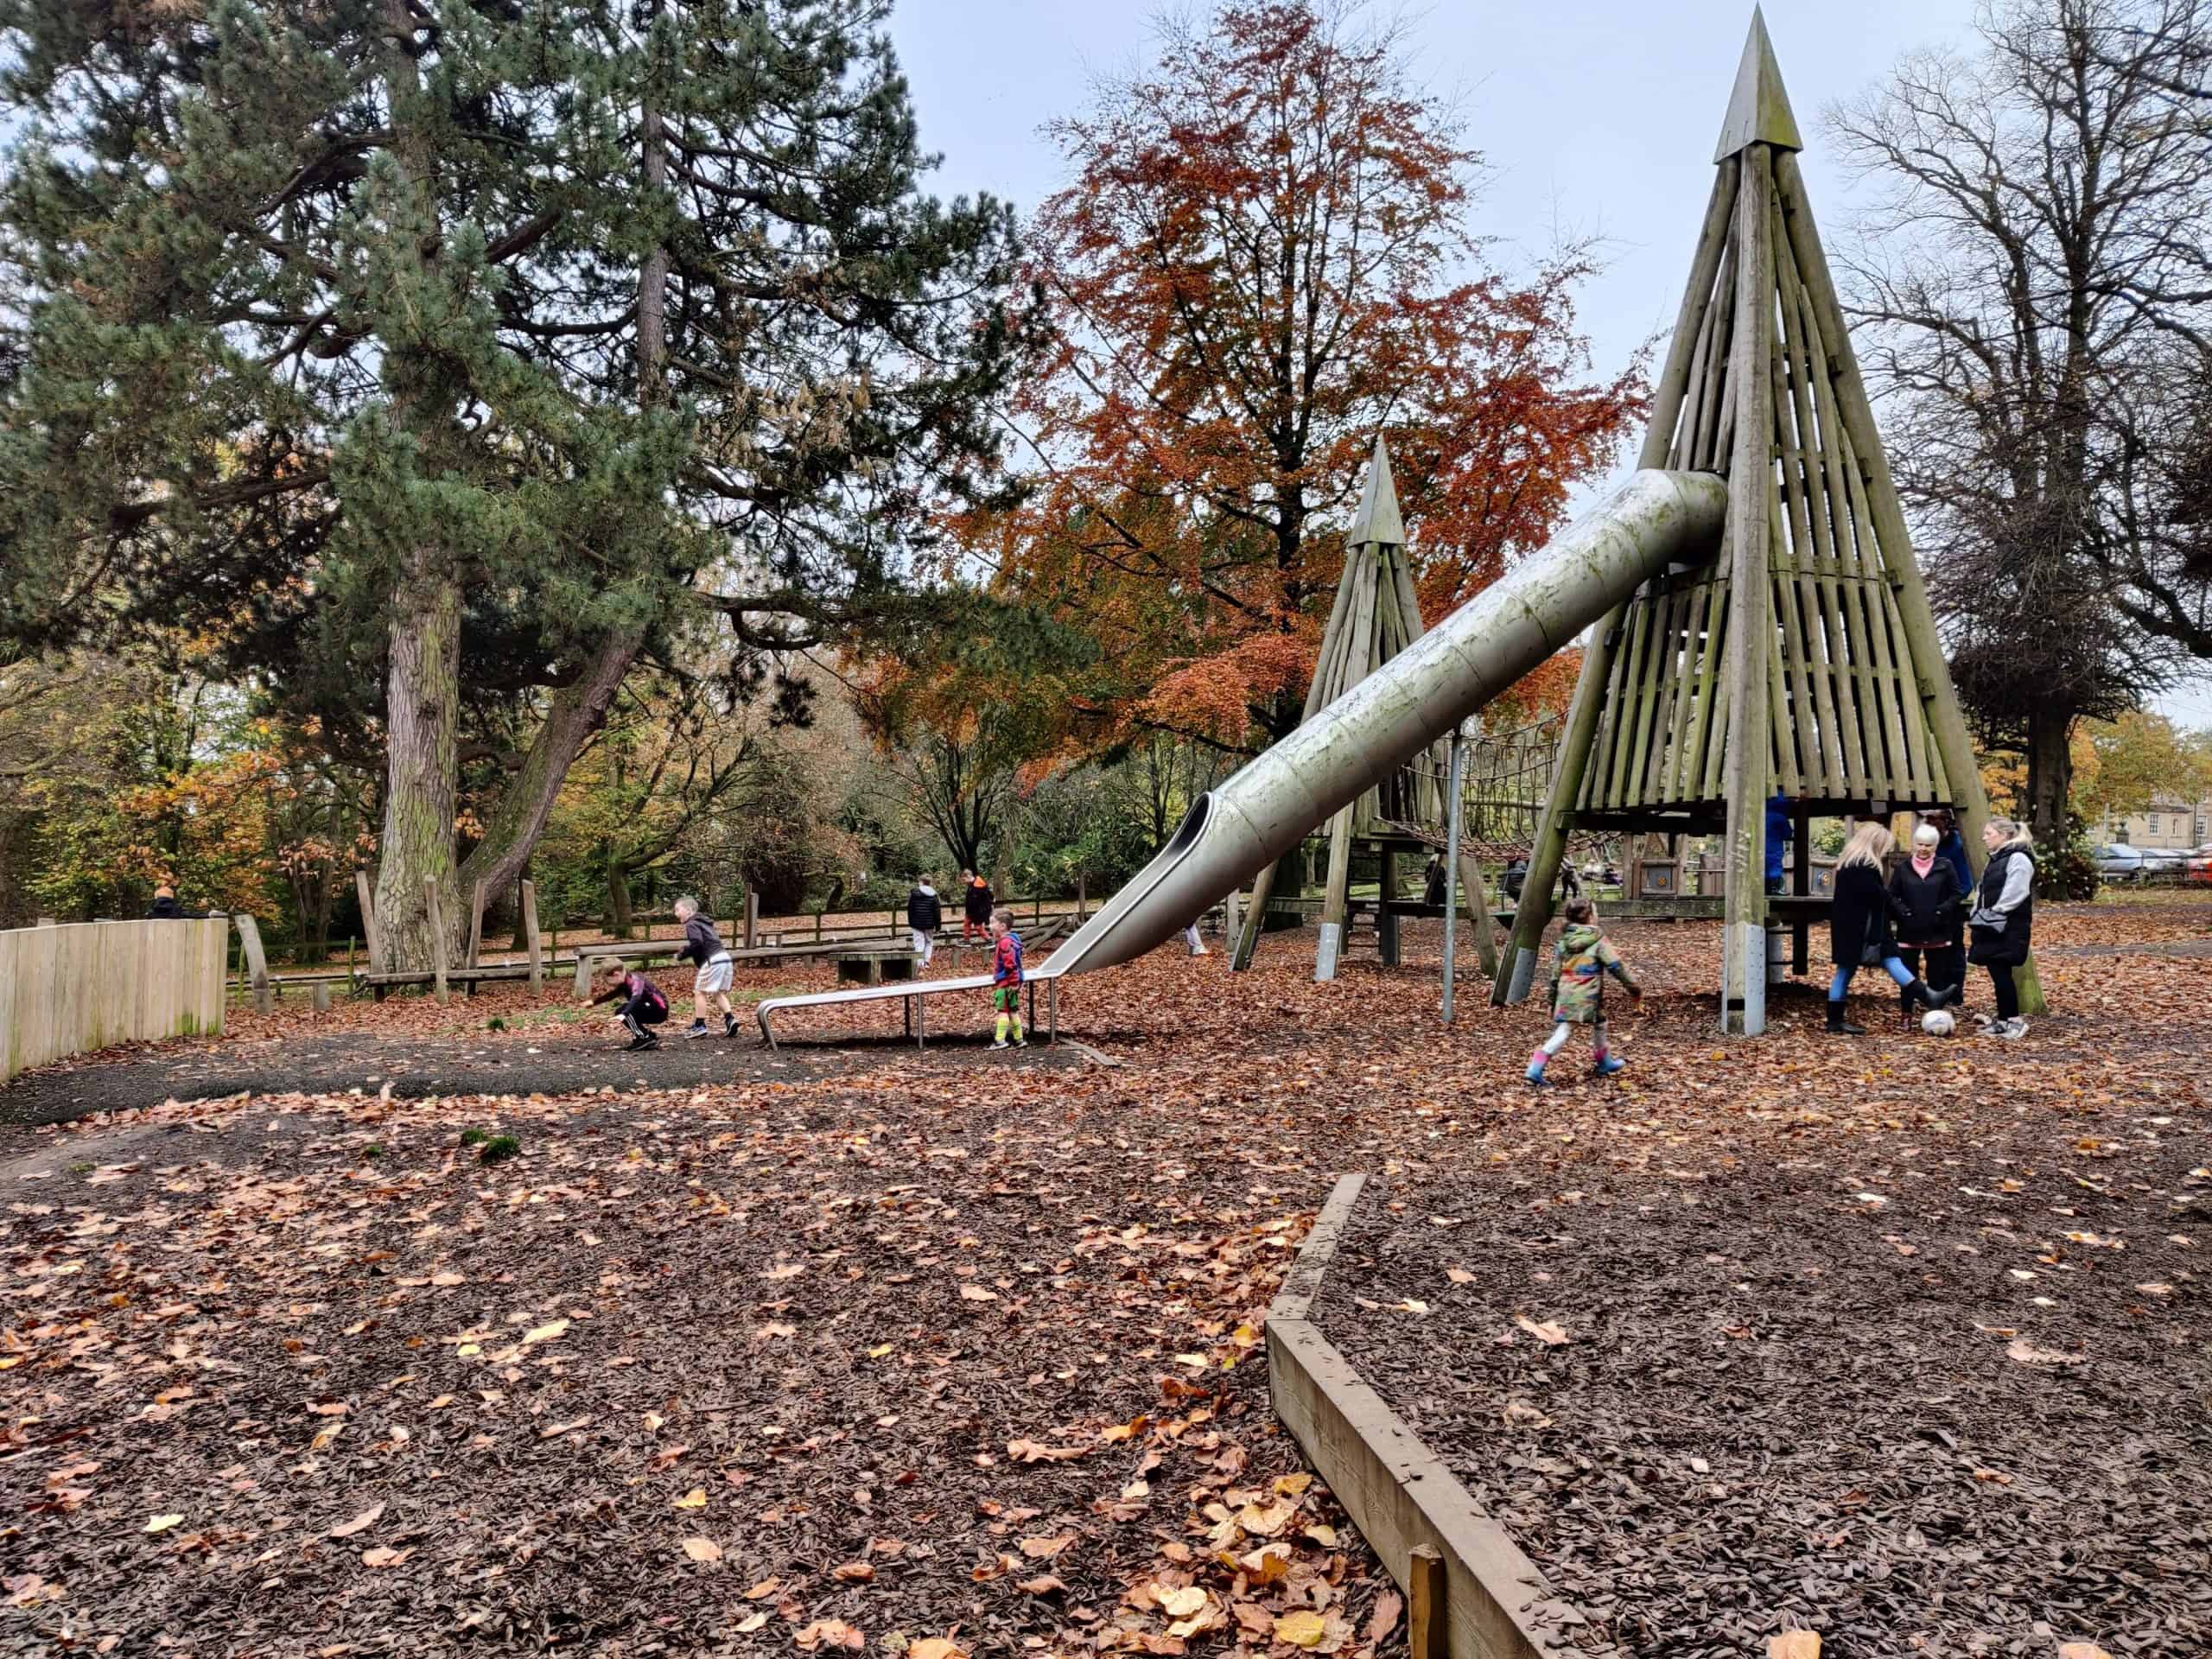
top-left (1441, 724), bottom-right (1467, 1022)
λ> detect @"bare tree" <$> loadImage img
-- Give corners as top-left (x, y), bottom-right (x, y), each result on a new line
top-left (1831, 0), bottom-right (2212, 845)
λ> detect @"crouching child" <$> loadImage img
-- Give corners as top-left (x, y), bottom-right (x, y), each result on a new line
top-left (594, 964), bottom-right (670, 1052)
top-left (988, 906), bottom-right (1026, 1049)
top-left (1526, 898), bottom-right (1641, 1085)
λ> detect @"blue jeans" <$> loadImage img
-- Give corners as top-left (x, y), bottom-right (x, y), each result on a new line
top-left (1830, 958), bottom-right (1913, 1001)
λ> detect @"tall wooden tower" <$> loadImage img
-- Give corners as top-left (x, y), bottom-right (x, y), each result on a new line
top-left (1494, 10), bottom-right (2033, 1033)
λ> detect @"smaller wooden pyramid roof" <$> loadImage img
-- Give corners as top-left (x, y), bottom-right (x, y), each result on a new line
top-left (1302, 436), bottom-right (1438, 834)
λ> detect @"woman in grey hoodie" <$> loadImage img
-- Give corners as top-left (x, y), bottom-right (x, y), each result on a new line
top-left (1966, 819), bottom-right (2036, 1039)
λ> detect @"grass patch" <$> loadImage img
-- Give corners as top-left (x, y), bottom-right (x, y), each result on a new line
top-left (478, 1135), bottom-right (521, 1166)
top-left (459, 1128), bottom-right (490, 1147)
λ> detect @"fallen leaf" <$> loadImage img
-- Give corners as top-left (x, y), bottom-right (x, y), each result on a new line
top-left (1158, 1586), bottom-right (1208, 1618)
top-left (1236, 1499), bottom-right (1294, 1536)
top-left (680, 1537), bottom-right (721, 1563)
top-left (1019, 1534), bottom-right (1074, 1558)
top-left (2056, 1645), bottom-right (2113, 1659)
top-left (1014, 1574), bottom-right (1066, 1595)
top-left (2133, 1282), bottom-right (2173, 1297)
top-left (672, 1488), bottom-right (707, 1510)
top-left (1367, 1591), bottom-right (1404, 1643)
top-left (795, 1619), bottom-right (865, 1652)
top-left (1766, 1635), bottom-right (1821, 1659)
top-left (734, 1612), bottom-right (768, 1634)
top-left (1005, 1438), bottom-right (1086, 1463)
top-left (1515, 1316), bottom-right (1569, 1346)
top-left (957, 1284), bottom-right (998, 1302)
top-left (744, 1577), bottom-right (781, 1599)
top-left (831, 1560), bottom-right (874, 1582)
top-left (1503, 1399), bottom-right (1554, 1428)
top-left (521, 1319), bottom-right (569, 1345)
top-left (1274, 1610), bottom-right (1327, 1649)
top-left (143, 1514), bottom-right (183, 1534)
top-left (2005, 1338), bottom-right (2084, 1366)
top-left (762, 1263), bottom-right (805, 1281)
top-left (537, 1417), bottom-right (591, 1439)
top-left (329, 1503), bottom-right (385, 1538)
top-left (1446, 1266), bottom-right (1476, 1284)
top-left (359, 1546), bottom-right (410, 1568)
top-left (907, 1640), bottom-right (965, 1659)
top-left (1394, 1299), bottom-right (1430, 1315)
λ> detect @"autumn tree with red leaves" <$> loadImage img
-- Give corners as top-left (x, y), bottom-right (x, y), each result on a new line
top-left (970, 0), bottom-right (1644, 759)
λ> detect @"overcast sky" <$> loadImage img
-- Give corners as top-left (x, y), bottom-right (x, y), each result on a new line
top-left (885, 0), bottom-right (2212, 727)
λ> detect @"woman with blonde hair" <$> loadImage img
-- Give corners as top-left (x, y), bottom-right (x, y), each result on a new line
top-left (1967, 818), bottom-right (2037, 1038)
top-left (1826, 821), bottom-right (1955, 1035)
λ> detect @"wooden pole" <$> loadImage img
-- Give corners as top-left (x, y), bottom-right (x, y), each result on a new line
top-left (1497, 158), bottom-right (1741, 1007)
top-left (745, 888), bottom-right (760, 950)
top-left (355, 868), bottom-right (381, 975)
top-left (423, 880), bottom-right (449, 1006)
top-left (1314, 806), bottom-right (1356, 982)
top-left (1376, 847), bottom-right (1400, 967)
top-left (1719, 143), bottom-right (1777, 1037)
top-left (232, 914), bottom-right (273, 1015)
top-left (1407, 1544), bottom-right (1446, 1659)
top-left (1442, 730), bottom-right (1466, 1021)
top-left (521, 879), bottom-right (543, 988)
top-left (1230, 857), bottom-right (1280, 970)
top-left (466, 878), bottom-right (486, 971)
top-left (1773, 150), bottom-right (2043, 1014)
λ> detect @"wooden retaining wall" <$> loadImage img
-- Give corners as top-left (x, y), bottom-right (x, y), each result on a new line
top-left (1269, 1174), bottom-right (1588, 1658)
top-left (0, 918), bottom-right (228, 1084)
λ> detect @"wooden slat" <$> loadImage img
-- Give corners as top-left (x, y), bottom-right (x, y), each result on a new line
top-left (1604, 594), bottom-right (1657, 810)
top-left (1767, 343), bottom-right (1832, 791)
top-left (1698, 574), bottom-right (1734, 803)
top-left (1630, 583), bottom-right (1680, 801)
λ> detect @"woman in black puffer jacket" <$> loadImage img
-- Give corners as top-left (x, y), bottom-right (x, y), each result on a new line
top-left (1888, 819), bottom-right (1967, 1027)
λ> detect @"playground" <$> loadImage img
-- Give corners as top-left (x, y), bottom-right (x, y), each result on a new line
top-left (5, 0), bottom-right (2210, 1654)
top-left (3, 899), bottom-right (2208, 1655)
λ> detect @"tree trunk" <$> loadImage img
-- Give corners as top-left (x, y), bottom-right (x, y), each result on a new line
top-left (608, 861), bottom-right (633, 938)
top-left (453, 627), bottom-right (641, 931)
top-left (2025, 709), bottom-right (2073, 851)
top-left (373, 555), bottom-right (463, 972)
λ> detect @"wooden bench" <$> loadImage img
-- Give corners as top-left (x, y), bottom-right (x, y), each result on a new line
top-left (834, 949), bottom-right (918, 986)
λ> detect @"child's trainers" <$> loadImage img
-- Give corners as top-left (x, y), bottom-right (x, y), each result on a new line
top-left (722, 1014), bottom-right (740, 1039)
top-left (684, 1020), bottom-right (710, 1039)
top-left (1523, 1055), bottom-right (1550, 1087)
top-left (1592, 1055), bottom-right (1626, 1077)
top-left (989, 1039), bottom-right (1011, 1051)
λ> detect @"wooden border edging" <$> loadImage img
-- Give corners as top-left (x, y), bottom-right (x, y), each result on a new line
top-left (1268, 1174), bottom-right (1586, 1659)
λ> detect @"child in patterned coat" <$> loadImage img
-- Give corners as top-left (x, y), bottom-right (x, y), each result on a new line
top-left (1526, 899), bottom-right (1641, 1085)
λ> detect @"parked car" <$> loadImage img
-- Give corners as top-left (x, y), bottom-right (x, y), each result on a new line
top-left (2093, 843), bottom-right (2147, 882)
top-left (2186, 845), bottom-right (2212, 886)
top-left (2138, 847), bottom-right (2190, 882)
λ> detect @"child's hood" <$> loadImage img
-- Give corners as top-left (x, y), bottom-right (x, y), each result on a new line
top-left (1560, 922), bottom-right (1604, 954)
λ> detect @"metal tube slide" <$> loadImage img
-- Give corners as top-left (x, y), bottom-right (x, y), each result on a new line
top-left (756, 467), bottom-right (1723, 1044)
top-left (1042, 467), bottom-right (1726, 976)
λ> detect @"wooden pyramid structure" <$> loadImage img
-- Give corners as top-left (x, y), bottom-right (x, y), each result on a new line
top-left (1495, 9), bottom-right (2014, 1033)
top-left (1230, 436), bottom-right (1484, 980)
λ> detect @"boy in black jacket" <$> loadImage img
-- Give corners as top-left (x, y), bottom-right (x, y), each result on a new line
top-left (673, 896), bottom-right (737, 1039)
top-left (906, 876), bottom-right (942, 968)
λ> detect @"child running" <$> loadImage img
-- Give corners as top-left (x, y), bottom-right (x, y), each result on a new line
top-left (593, 963), bottom-right (670, 1052)
top-left (673, 895), bottom-right (737, 1039)
top-left (1526, 898), bottom-right (1641, 1086)
top-left (988, 906), bottom-right (1026, 1049)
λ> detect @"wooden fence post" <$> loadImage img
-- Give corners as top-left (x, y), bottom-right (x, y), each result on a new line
top-left (355, 868), bottom-right (382, 975)
top-left (1408, 1544), bottom-right (1446, 1659)
top-left (423, 880), bottom-right (449, 1005)
top-left (232, 914), bottom-right (274, 1014)
top-left (521, 879), bottom-right (543, 988)
top-left (467, 879), bottom-right (487, 971)
top-left (745, 888), bottom-right (760, 950)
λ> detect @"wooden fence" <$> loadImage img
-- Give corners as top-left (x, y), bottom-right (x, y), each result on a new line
top-left (0, 918), bottom-right (228, 1084)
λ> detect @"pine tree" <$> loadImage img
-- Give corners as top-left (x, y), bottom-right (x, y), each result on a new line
top-left (0, 0), bottom-right (1020, 969)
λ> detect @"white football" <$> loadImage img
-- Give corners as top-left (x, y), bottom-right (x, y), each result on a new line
top-left (1921, 1008), bottom-right (1956, 1038)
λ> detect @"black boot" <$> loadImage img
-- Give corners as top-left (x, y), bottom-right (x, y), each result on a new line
top-left (1827, 1001), bottom-right (1865, 1036)
top-left (1897, 985), bottom-right (1916, 1029)
top-left (1917, 980), bottom-right (1955, 1010)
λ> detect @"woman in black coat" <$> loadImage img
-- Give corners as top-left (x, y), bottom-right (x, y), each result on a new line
top-left (1888, 819), bottom-right (1967, 1027)
top-left (1827, 822), bottom-right (1954, 1036)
